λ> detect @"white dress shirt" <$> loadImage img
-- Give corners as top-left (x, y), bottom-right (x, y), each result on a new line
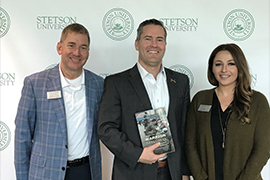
top-left (59, 67), bottom-right (89, 160)
top-left (137, 63), bottom-right (169, 114)
top-left (137, 63), bottom-right (169, 160)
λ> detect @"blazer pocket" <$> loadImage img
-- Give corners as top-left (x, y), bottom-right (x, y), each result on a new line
top-left (30, 154), bottom-right (46, 167)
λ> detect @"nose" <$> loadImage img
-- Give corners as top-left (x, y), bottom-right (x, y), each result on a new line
top-left (73, 47), bottom-right (80, 56)
top-left (221, 64), bottom-right (227, 72)
top-left (151, 39), bottom-right (158, 47)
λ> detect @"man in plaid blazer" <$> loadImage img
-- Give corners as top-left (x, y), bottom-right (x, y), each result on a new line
top-left (14, 23), bottom-right (103, 180)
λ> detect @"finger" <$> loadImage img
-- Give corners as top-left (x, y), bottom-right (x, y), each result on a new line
top-left (156, 153), bottom-right (166, 159)
top-left (150, 142), bottom-right (161, 150)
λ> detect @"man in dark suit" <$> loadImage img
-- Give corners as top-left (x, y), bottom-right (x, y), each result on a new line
top-left (14, 23), bottom-right (103, 180)
top-left (98, 19), bottom-right (190, 180)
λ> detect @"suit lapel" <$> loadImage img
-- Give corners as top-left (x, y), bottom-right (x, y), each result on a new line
top-left (165, 68), bottom-right (178, 118)
top-left (128, 65), bottom-right (152, 110)
top-left (47, 65), bottom-right (68, 143)
top-left (85, 71), bottom-right (94, 142)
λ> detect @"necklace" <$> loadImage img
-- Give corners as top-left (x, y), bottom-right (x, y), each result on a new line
top-left (217, 103), bottom-right (231, 149)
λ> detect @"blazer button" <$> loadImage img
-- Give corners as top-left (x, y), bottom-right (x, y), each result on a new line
top-left (62, 167), bottom-right (65, 171)
top-left (65, 145), bottom-right (68, 149)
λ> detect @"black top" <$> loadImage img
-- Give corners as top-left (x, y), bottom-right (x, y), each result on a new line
top-left (211, 92), bottom-right (231, 180)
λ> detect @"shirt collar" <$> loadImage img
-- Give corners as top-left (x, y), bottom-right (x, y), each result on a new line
top-left (137, 62), bottom-right (165, 80)
top-left (59, 66), bottom-right (85, 88)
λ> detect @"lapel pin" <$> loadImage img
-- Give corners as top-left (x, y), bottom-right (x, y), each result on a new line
top-left (170, 78), bottom-right (176, 83)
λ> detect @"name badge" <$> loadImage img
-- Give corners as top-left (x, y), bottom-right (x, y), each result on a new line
top-left (47, 91), bottom-right (61, 99)
top-left (198, 104), bottom-right (211, 112)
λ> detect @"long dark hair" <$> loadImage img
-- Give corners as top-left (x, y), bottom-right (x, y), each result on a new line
top-left (208, 43), bottom-right (253, 123)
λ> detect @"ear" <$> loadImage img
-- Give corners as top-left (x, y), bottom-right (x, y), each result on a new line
top-left (56, 42), bottom-right (62, 55)
top-left (135, 40), bottom-right (139, 51)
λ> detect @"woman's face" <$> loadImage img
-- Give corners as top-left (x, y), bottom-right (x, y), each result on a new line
top-left (212, 50), bottom-right (238, 88)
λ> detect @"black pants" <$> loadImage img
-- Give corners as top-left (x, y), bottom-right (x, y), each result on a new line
top-left (65, 161), bottom-right (91, 180)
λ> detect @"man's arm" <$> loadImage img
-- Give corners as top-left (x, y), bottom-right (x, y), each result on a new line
top-left (180, 75), bottom-right (191, 175)
top-left (98, 76), bottom-right (143, 169)
top-left (14, 77), bottom-right (36, 180)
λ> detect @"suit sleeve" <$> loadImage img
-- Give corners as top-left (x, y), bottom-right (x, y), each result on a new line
top-left (185, 93), bottom-right (208, 180)
top-left (14, 77), bottom-right (36, 180)
top-left (236, 92), bottom-right (270, 180)
top-left (181, 76), bottom-right (191, 175)
top-left (98, 76), bottom-right (143, 169)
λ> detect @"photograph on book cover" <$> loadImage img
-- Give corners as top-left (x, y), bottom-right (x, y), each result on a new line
top-left (135, 107), bottom-right (175, 154)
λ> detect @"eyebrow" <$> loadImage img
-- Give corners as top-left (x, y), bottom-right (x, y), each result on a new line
top-left (67, 42), bottom-right (88, 47)
top-left (143, 35), bottom-right (165, 39)
top-left (214, 59), bottom-right (235, 62)
top-left (157, 37), bottom-right (165, 40)
top-left (143, 35), bottom-right (152, 39)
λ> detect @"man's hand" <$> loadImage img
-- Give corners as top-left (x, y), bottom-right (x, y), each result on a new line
top-left (138, 142), bottom-right (166, 164)
top-left (182, 175), bottom-right (190, 180)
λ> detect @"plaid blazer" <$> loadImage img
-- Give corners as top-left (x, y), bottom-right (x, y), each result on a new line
top-left (14, 64), bottom-right (103, 180)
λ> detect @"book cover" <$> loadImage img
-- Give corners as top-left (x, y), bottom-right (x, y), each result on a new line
top-left (135, 107), bottom-right (175, 154)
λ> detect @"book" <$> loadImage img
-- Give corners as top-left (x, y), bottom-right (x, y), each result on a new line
top-left (135, 107), bottom-right (175, 154)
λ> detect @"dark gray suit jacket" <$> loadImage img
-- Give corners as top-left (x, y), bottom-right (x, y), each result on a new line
top-left (98, 64), bottom-right (190, 180)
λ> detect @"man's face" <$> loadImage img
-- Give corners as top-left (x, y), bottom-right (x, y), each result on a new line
top-left (57, 32), bottom-right (89, 79)
top-left (135, 24), bottom-right (166, 69)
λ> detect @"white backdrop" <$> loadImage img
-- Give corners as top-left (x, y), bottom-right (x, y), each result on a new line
top-left (0, 0), bottom-right (269, 179)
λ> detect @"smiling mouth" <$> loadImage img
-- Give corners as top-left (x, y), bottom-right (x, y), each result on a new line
top-left (71, 57), bottom-right (81, 61)
top-left (148, 50), bottom-right (158, 54)
top-left (220, 75), bottom-right (230, 78)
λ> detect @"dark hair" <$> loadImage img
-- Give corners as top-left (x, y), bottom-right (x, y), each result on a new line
top-left (60, 23), bottom-right (90, 45)
top-left (136, 18), bottom-right (167, 41)
top-left (207, 43), bottom-right (253, 123)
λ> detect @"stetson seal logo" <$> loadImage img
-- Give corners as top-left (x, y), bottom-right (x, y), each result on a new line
top-left (102, 8), bottom-right (134, 41)
top-left (0, 121), bottom-right (11, 151)
top-left (169, 64), bottom-right (194, 89)
top-left (223, 9), bottom-right (255, 41)
top-left (0, 7), bottom-right (11, 38)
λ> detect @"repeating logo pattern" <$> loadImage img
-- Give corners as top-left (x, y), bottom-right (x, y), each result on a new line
top-left (160, 17), bottom-right (199, 32)
top-left (223, 9), bottom-right (255, 41)
top-left (169, 64), bottom-right (194, 89)
top-left (0, 72), bottom-right (15, 86)
top-left (250, 69), bottom-right (257, 88)
top-left (36, 16), bottom-right (76, 30)
top-left (102, 8), bottom-right (134, 41)
top-left (0, 7), bottom-right (11, 38)
top-left (251, 74), bottom-right (257, 88)
top-left (0, 121), bottom-right (11, 151)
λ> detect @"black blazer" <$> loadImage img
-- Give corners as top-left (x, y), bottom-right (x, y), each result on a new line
top-left (98, 64), bottom-right (190, 180)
